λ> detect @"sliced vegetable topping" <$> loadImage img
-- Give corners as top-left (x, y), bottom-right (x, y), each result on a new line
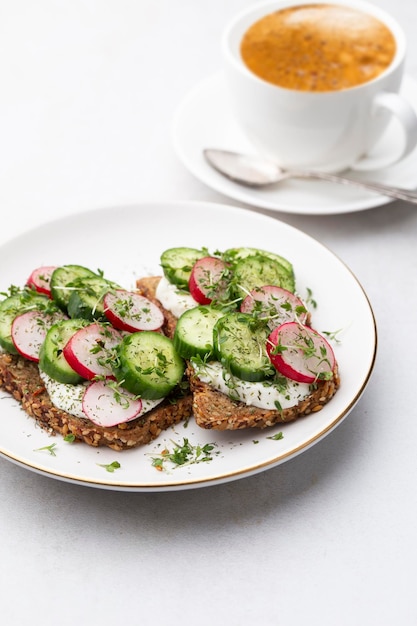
top-left (240, 285), bottom-right (308, 328)
top-left (188, 256), bottom-right (229, 305)
top-left (103, 290), bottom-right (164, 332)
top-left (160, 247), bottom-right (205, 288)
top-left (63, 323), bottom-right (122, 380)
top-left (113, 331), bottom-right (185, 399)
top-left (232, 254), bottom-right (295, 299)
top-left (0, 290), bottom-right (57, 354)
top-left (26, 266), bottom-right (57, 298)
top-left (67, 275), bottom-right (120, 322)
top-left (213, 312), bottom-right (274, 382)
top-left (82, 379), bottom-right (143, 427)
top-left (39, 318), bottom-right (90, 384)
top-left (173, 305), bottom-right (225, 359)
top-left (266, 322), bottom-right (336, 384)
top-left (223, 247), bottom-right (294, 276)
top-left (11, 309), bottom-right (66, 362)
top-left (50, 265), bottom-right (97, 311)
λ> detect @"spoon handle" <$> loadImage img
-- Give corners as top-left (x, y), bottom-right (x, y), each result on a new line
top-left (300, 170), bottom-right (417, 204)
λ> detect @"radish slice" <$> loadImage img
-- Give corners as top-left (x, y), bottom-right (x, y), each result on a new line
top-left (103, 290), bottom-right (164, 332)
top-left (266, 322), bottom-right (336, 384)
top-left (26, 266), bottom-right (57, 298)
top-left (11, 309), bottom-right (66, 362)
top-left (82, 379), bottom-right (143, 427)
top-left (188, 256), bottom-right (228, 304)
top-left (240, 285), bottom-right (308, 327)
top-left (63, 323), bottom-right (122, 380)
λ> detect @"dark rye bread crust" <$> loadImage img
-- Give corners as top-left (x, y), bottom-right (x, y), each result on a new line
top-left (136, 276), bottom-right (341, 431)
top-left (187, 364), bottom-right (340, 430)
top-left (0, 353), bottom-right (193, 452)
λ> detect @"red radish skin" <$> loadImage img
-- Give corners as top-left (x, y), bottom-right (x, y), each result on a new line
top-left (103, 290), bottom-right (164, 332)
top-left (63, 323), bottom-right (122, 380)
top-left (266, 322), bottom-right (336, 384)
top-left (26, 266), bottom-right (57, 298)
top-left (188, 257), bottom-right (228, 305)
top-left (82, 379), bottom-right (143, 427)
top-left (11, 309), bottom-right (66, 362)
top-left (240, 285), bottom-right (308, 327)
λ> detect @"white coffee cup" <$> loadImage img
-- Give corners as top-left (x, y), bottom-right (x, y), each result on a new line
top-left (223, 0), bottom-right (417, 172)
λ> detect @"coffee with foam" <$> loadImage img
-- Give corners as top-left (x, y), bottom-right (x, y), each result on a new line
top-left (240, 4), bottom-right (396, 91)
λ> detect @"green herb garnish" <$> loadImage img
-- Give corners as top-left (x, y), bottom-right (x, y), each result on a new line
top-left (34, 443), bottom-right (58, 456)
top-left (151, 437), bottom-right (218, 471)
top-left (267, 431), bottom-right (284, 441)
top-left (97, 461), bottom-right (121, 473)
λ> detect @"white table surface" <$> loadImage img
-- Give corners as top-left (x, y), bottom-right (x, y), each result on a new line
top-left (1, 2), bottom-right (416, 625)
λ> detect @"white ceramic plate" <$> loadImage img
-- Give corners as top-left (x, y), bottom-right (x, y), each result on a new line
top-left (0, 202), bottom-right (376, 491)
top-left (172, 72), bottom-right (417, 215)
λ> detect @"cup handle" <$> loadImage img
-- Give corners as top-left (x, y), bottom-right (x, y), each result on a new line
top-left (352, 91), bottom-right (417, 171)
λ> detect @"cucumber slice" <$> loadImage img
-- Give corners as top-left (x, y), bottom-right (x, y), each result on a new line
top-left (232, 254), bottom-right (295, 299)
top-left (160, 247), bottom-right (205, 288)
top-left (213, 312), bottom-right (273, 382)
top-left (50, 265), bottom-right (97, 311)
top-left (67, 276), bottom-right (119, 321)
top-left (113, 331), bottom-right (185, 400)
top-left (224, 247), bottom-right (294, 275)
top-left (173, 305), bottom-right (225, 359)
top-left (0, 291), bottom-right (54, 354)
top-left (39, 318), bottom-right (89, 384)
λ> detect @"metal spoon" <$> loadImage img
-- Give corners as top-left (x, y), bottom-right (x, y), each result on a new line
top-left (203, 148), bottom-right (417, 205)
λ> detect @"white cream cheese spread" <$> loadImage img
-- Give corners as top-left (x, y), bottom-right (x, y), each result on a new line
top-left (155, 276), bottom-right (198, 318)
top-left (191, 360), bottom-right (311, 410)
top-left (39, 371), bottom-right (164, 420)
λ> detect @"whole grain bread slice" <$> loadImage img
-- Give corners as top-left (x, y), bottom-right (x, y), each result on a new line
top-left (0, 352), bottom-right (192, 451)
top-left (187, 363), bottom-right (340, 430)
top-left (136, 275), bottom-right (341, 431)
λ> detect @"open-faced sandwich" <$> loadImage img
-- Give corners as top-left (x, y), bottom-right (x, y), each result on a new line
top-left (0, 246), bottom-right (339, 450)
top-left (137, 246), bottom-right (340, 431)
top-left (0, 265), bottom-right (193, 450)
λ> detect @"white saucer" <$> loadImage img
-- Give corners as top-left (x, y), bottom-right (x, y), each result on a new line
top-left (172, 72), bottom-right (417, 215)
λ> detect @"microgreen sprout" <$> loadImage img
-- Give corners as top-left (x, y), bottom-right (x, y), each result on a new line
top-left (267, 431), bottom-right (284, 441)
top-left (305, 287), bottom-right (317, 309)
top-left (34, 443), bottom-right (58, 456)
top-left (97, 461), bottom-right (121, 473)
top-left (322, 328), bottom-right (343, 343)
top-left (150, 437), bottom-right (218, 471)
